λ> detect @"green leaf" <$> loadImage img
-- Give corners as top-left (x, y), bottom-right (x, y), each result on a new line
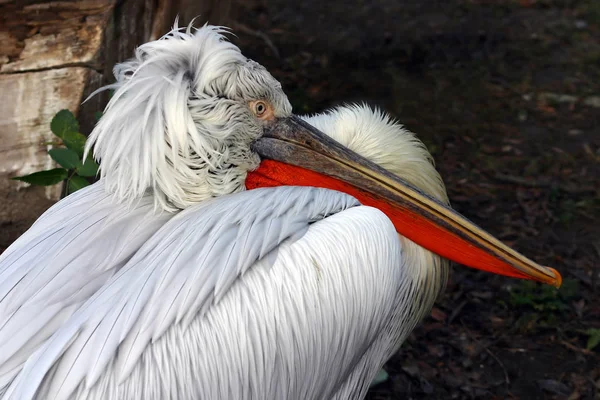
top-left (12, 168), bottom-right (68, 186)
top-left (67, 175), bottom-right (90, 194)
top-left (371, 369), bottom-right (389, 387)
top-left (62, 131), bottom-right (88, 157)
top-left (587, 329), bottom-right (600, 350)
top-left (94, 111), bottom-right (103, 121)
top-left (76, 157), bottom-right (99, 177)
top-left (50, 110), bottom-right (79, 139)
top-left (48, 148), bottom-right (80, 169)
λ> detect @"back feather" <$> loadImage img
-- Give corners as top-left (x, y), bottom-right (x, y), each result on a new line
top-left (0, 182), bottom-right (171, 395)
top-left (3, 187), bottom-right (358, 400)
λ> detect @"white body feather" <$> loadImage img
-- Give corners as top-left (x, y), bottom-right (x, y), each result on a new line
top-left (0, 24), bottom-right (450, 399)
top-left (0, 184), bottom-right (443, 400)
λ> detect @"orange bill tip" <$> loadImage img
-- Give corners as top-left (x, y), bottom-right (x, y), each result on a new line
top-left (545, 267), bottom-right (562, 288)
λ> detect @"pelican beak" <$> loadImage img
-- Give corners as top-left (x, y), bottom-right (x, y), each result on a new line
top-left (247, 116), bottom-right (562, 287)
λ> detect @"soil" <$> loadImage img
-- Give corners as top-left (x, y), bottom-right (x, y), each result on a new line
top-left (2, 0), bottom-right (598, 399)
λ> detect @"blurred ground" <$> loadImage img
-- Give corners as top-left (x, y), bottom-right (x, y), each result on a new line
top-left (230, 0), bottom-right (599, 398)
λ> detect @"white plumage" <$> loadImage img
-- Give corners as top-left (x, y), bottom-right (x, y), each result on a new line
top-left (0, 23), bottom-right (500, 400)
top-left (1, 183), bottom-right (443, 399)
top-left (302, 104), bottom-right (448, 203)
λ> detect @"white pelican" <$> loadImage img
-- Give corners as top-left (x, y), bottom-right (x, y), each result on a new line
top-left (0, 24), bottom-right (561, 400)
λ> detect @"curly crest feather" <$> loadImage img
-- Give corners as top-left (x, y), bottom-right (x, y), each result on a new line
top-left (86, 23), bottom-right (291, 211)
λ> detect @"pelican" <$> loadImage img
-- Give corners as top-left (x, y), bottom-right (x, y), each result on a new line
top-left (0, 24), bottom-right (561, 400)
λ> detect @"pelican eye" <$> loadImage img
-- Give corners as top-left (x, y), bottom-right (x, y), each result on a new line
top-left (249, 100), bottom-right (275, 121)
top-left (254, 101), bottom-right (266, 115)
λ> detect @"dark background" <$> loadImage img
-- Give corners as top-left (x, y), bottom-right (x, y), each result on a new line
top-left (226, 0), bottom-right (599, 399)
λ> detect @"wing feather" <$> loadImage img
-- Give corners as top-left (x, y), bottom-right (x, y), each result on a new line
top-left (0, 182), bottom-right (171, 393)
top-left (3, 187), bottom-right (358, 400)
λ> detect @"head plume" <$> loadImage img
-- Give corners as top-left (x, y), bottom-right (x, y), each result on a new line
top-left (86, 23), bottom-right (291, 211)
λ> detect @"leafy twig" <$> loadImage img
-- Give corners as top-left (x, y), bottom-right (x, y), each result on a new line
top-left (12, 109), bottom-right (98, 196)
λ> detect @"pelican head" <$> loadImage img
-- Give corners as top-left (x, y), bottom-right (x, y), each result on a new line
top-left (88, 23), bottom-right (561, 288)
top-left (87, 24), bottom-right (292, 210)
